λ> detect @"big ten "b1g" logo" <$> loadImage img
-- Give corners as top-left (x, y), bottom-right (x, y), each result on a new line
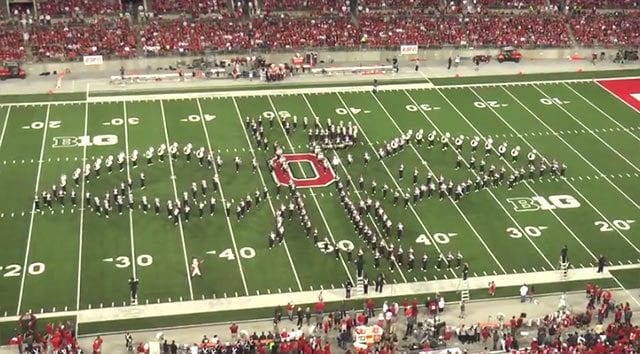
top-left (52, 135), bottom-right (118, 148)
top-left (506, 195), bottom-right (580, 212)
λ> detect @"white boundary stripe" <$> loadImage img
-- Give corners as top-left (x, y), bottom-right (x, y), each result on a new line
top-left (593, 78), bottom-right (640, 114)
top-left (201, 98), bottom-right (250, 296)
top-left (158, 100), bottom-right (195, 300)
top-left (563, 83), bottom-right (640, 144)
top-left (17, 104), bottom-right (50, 315)
top-left (220, 98), bottom-right (303, 291)
top-left (122, 102), bottom-right (138, 280)
top-left (75, 92), bottom-right (90, 314)
top-left (436, 87), bottom-right (597, 265)
top-left (498, 87), bottom-right (640, 254)
top-left (534, 84), bottom-right (640, 176)
top-left (0, 76), bottom-right (638, 108)
top-left (264, 95), bottom-right (354, 285)
top-left (1, 263), bottom-right (631, 324)
top-left (392, 90), bottom-right (508, 273)
top-left (0, 107), bottom-right (12, 148)
top-left (335, 92), bottom-right (458, 279)
top-left (300, 93), bottom-right (408, 283)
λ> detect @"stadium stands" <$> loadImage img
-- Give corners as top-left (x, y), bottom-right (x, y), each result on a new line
top-left (35, 0), bottom-right (123, 17)
top-left (0, 26), bottom-right (25, 61)
top-left (29, 18), bottom-right (136, 60)
top-left (358, 13), bottom-right (463, 48)
top-left (569, 13), bottom-right (640, 47)
top-left (0, 0), bottom-right (639, 61)
top-left (151, 0), bottom-right (230, 15)
top-left (551, 0), bottom-right (639, 10)
top-left (140, 19), bottom-right (250, 55)
top-left (463, 13), bottom-right (571, 48)
top-left (250, 15), bottom-right (359, 49)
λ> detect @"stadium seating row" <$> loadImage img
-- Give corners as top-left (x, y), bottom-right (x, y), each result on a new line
top-left (0, 12), bottom-right (638, 61)
top-left (4, 0), bottom-right (638, 17)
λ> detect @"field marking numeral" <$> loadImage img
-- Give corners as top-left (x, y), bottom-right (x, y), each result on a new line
top-left (1, 262), bottom-right (46, 277)
top-left (104, 255), bottom-right (153, 268)
top-left (317, 240), bottom-right (355, 253)
top-left (105, 117), bottom-right (139, 126)
top-left (263, 111), bottom-right (291, 119)
top-left (416, 232), bottom-right (456, 245)
top-left (405, 104), bottom-right (440, 112)
top-left (219, 247), bottom-right (255, 260)
top-left (595, 219), bottom-right (635, 232)
top-left (473, 101), bottom-right (507, 108)
top-left (24, 121), bottom-right (61, 130)
top-left (507, 225), bottom-right (547, 238)
top-left (183, 114), bottom-right (216, 122)
top-left (540, 97), bottom-right (570, 105)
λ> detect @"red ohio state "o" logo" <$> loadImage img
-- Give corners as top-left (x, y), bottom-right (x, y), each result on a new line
top-left (271, 153), bottom-right (336, 188)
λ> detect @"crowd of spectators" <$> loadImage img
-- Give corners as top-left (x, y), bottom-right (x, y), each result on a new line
top-left (0, 26), bottom-right (26, 61)
top-left (140, 18), bottom-right (250, 55)
top-left (250, 15), bottom-right (359, 49)
top-left (552, 0), bottom-right (639, 10)
top-left (569, 13), bottom-right (640, 47)
top-left (29, 17), bottom-right (136, 60)
top-left (358, 13), bottom-right (463, 48)
top-left (151, 0), bottom-right (231, 16)
top-left (0, 0), bottom-right (640, 62)
top-left (35, 0), bottom-right (123, 17)
top-left (463, 13), bottom-right (571, 48)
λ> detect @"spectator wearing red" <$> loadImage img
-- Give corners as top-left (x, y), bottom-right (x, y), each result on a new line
top-left (488, 281), bottom-right (496, 296)
top-left (229, 322), bottom-right (238, 339)
top-left (92, 335), bottom-right (103, 354)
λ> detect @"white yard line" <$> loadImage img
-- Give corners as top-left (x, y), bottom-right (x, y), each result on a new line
top-left (0, 107), bottom-right (12, 148)
top-left (534, 85), bottom-right (640, 175)
top-left (335, 92), bottom-right (458, 279)
top-left (563, 83), bottom-right (640, 144)
top-left (264, 95), bottom-right (355, 285)
top-left (496, 87), bottom-right (640, 254)
top-left (17, 104), bottom-right (50, 315)
top-left (435, 88), bottom-right (601, 264)
top-left (218, 98), bottom-right (303, 291)
top-left (376, 91), bottom-right (508, 273)
top-left (75, 95), bottom-right (90, 313)
top-left (158, 100), bottom-right (196, 300)
top-left (192, 98), bottom-right (248, 296)
top-left (593, 79), bottom-right (640, 114)
top-left (122, 102), bottom-right (138, 280)
top-left (300, 94), bottom-right (408, 283)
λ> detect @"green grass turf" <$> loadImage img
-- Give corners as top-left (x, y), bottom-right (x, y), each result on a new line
top-left (0, 72), bottom-right (639, 339)
top-left (76, 277), bottom-right (618, 336)
top-left (610, 269), bottom-right (640, 290)
top-left (429, 68), bottom-right (640, 86)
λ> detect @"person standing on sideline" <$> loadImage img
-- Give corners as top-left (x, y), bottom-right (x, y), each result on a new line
top-left (519, 284), bottom-right (528, 303)
top-left (414, 57), bottom-right (420, 71)
top-left (597, 254), bottom-right (607, 272)
top-left (560, 245), bottom-right (568, 264)
top-left (128, 277), bottom-right (139, 302)
top-left (447, 56), bottom-right (452, 70)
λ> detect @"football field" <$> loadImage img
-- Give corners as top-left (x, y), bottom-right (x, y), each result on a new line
top-left (0, 75), bottom-right (640, 318)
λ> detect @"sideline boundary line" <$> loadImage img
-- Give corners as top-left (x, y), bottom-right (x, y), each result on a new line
top-left (2, 76), bottom-right (640, 108)
top-left (0, 264), bottom-right (634, 324)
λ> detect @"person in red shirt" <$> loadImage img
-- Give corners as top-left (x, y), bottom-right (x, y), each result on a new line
top-left (488, 281), bottom-right (496, 296)
top-left (229, 323), bottom-right (239, 340)
top-left (323, 341), bottom-right (331, 354)
top-left (92, 335), bottom-right (103, 354)
top-left (365, 298), bottom-right (375, 318)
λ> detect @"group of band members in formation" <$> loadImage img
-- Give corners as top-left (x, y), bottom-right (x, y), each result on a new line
top-left (246, 115), bottom-right (358, 151)
top-left (32, 142), bottom-right (274, 225)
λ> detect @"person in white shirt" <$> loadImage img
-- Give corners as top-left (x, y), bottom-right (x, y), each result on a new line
top-left (519, 284), bottom-right (528, 303)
